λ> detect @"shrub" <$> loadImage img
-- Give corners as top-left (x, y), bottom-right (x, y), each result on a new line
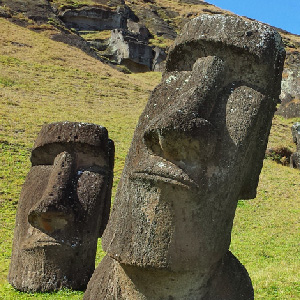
top-left (265, 146), bottom-right (293, 165)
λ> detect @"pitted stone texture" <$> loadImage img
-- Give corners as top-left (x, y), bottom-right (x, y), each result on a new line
top-left (0, 0), bottom-right (57, 23)
top-left (108, 29), bottom-right (154, 70)
top-left (84, 251), bottom-right (253, 300)
top-left (291, 122), bottom-right (300, 148)
top-left (8, 122), bottom-right (114, 292)
top-left (60, 6), bottom-right (127, 31)
top-left (33, 121), bottom-right (109, 150)
top-left (85, 14), bottom-right (285, 300)
top-left (167, 14), bottom-right (285, 74)
top-left (290, 122), bottom-right (300, 169)
top-left (277, 51), bottom-right (300, 118)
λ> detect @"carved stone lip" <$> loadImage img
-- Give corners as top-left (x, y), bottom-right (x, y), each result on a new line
top-left (130, 171), bottom-right (198, 189)
top-left (21, 236), bottom-right (62, 251)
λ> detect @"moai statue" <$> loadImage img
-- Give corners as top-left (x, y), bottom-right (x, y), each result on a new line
top-left (290, 122), bottom-right (300, 168)
top-left (8, 122), bottom-right (114, 292)
top-left (84, 15), bottom-right (285, 300)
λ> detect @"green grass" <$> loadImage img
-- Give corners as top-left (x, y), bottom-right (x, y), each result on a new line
top-left (0, 18), bottom-right (160, 299)
top-left (0, 17), bottom-right (299, 299)
top-left (79, 30), bottom-right (111, 41)
top-left (231, 160), bottom-right (300, 299)
top-left (51, 0), bottom-right (107, 9)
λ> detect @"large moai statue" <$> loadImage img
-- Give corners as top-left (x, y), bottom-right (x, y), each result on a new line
top-left (84, 15), bottom-right (285, 300)
top-left (290, 122), bottom-right (300, 169)
top-left (8, 122), bottom-right (114, 292)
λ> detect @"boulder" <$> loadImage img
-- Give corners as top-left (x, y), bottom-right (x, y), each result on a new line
top-left (59, 6), bottom-right (127, 31)
top-left (290, 122), bottom-right (300, 169)
top-left (276, 51), bottom-right (300, 118)
top-left (152, 46), bottom-right (167, 71)
top-left (107, 29), bottom-right (154, 70)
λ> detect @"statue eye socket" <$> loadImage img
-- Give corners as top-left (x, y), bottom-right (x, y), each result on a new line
top-left (76, 171), bottom-right (107, 213)
top-left (225, 86), bottom-right (264, 145)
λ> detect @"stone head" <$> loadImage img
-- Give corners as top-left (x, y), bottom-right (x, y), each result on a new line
top-left (8, 122), bottom-right (114, 291)
top-left (102, 15), bottom-right (285, 273)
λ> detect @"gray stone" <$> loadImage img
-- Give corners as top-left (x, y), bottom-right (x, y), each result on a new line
top-left (59, 6), bottom-right (127, 31)
top-left (290, 122), bottom-right (300, 168)
top-left (152, 46), bottom-right (167, 71)
top-left (84, 14), bottom-right (285, 300)
top-left (8, 122), bottom-right (114, 292)
top-left (127, 20), bottom-right (152, 42)
top-left (290, 152), bottom-right (300, 169)
top-left (130, 5), bottom-right (177, 40)
top-left (276, 51), bottom-right (300, 118)
top-left (108, 29), bottom-right (154, 70)
top-left (291, 122), bottom-right (300, 146)
top-left (0, 0), bottom-right (57, 23)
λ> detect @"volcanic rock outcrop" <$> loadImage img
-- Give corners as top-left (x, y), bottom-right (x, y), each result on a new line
top-left (277, 50), bottom-right (300, 118)
top-left (290, 122), bottom-right (300, 169)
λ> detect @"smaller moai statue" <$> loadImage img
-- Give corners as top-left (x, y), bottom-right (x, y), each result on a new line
top-left (8, 122), bottom-right (114, 292)
top-left (290, 122), bottom-right (300, 169)
top-left (84, 14), bottom-right (285, 300)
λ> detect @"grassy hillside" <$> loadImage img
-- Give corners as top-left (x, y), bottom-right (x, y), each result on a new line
top-left (0, 18), bottom-right (299, 299)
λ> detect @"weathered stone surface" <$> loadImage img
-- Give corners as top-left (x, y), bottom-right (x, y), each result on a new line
top-left (129, 5), bottom-right (177, 40)
top-left (59, 4), bottom-right (139, 31)
top-left (108, 29), bottom-right (154, 70)
top-left (127, 20), bottom-right (152, 42)
top-left (59, 6), bottom-right (127, 31)
top-left (8, 122), bottom-right (114, 292)
top-left (84, 251), bottom-right (253, 300)
top-left (152, 46), bottom-right (167, 71)
top-left (291, 122), bottom-right (300, 146)
top-left (85, 14), bottom-right (285, 300)
top-left (276, 51), bottom-right (300, 118)
top-left (85, 0), bottom-right (125, 6)
top-left (290, 122), bottom-right (300, 169)
top-left (0, 0), bottom-right (57, 23)
top-left (290, 152), bottom-right (300, 169)
top-left (0, 0), bottom-right (100, 60)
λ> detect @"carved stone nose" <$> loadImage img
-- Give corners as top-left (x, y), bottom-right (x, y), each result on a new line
top-left (144, 118), bottom-right (217, 164)
top-left (28, 211), bottom-right (72, 233)
top-left (28, 151), bottom-right (75, 233)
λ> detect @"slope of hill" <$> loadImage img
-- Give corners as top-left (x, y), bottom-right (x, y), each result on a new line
top-left (0, 16), bottom-right (161, 298)
top-left (0, 3), bottom-right (300, 300)
top-left (1, 0), bottom-right (299, 116)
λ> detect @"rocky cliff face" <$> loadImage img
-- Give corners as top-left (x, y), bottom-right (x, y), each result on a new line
top-left (0, 0), bottom-right (100, 59)
top-left (276, 34), bottom-right (300, 118)
top-left (1, 0), bottom-right (299, 116)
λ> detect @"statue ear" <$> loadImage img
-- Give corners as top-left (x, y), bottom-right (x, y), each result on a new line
top-left (98, 175), bottom-right (112, 238)
top-left (237, 136), bottom-right (267, 201)
top-left (237, 138), bottom-right (265, 201)
top-left (98, 139), bottom-right (114, 237)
